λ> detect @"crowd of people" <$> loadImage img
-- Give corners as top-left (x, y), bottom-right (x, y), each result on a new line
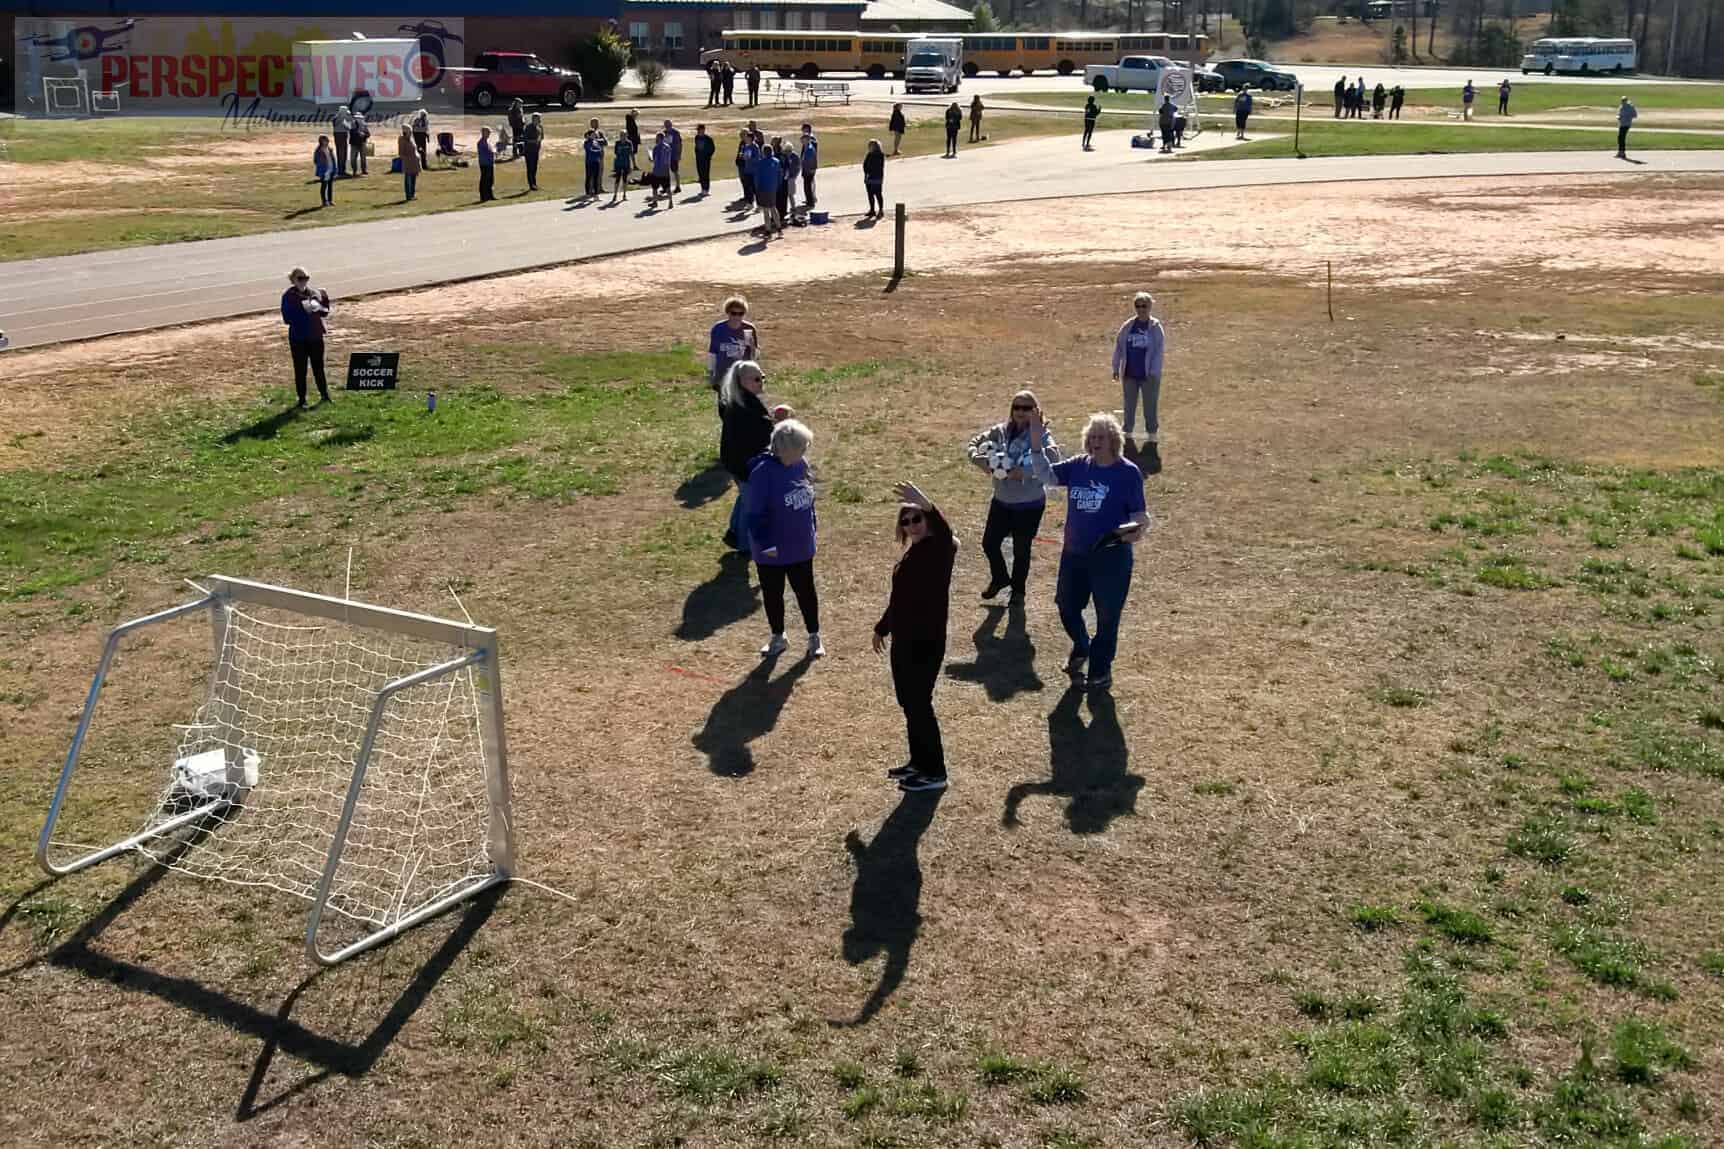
top-left (1333, 76), bottom-right (1406, 120)
top-left (707, 292), bottom-right (1164, 793)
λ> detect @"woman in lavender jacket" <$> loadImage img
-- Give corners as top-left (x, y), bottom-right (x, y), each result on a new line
top-left (746, 419), bottom-right (823, 659)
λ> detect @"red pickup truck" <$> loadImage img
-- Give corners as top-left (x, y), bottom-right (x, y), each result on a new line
top-left (451, 51), bottom-right (583, 110)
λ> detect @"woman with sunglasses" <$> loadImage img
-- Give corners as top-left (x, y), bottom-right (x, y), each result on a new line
top-left (968, 389), bottom-right (1059, 602)
top-left (709, 297), bottom-right (761, 398)
top-left (1111, 291), bottom-right (1165, 474)
top-left (747, 419), bottom-right (824, 660)
top-left (872, 482), bottom-right (959, 793)
top-left (1027, 410), bottom-right (1148, 692)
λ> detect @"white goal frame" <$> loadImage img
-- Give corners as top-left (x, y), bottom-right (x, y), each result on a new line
top-left (1157, 66), bottom-right (1202, 138)
top-left (42, 75), bottom-right (91, 118)
top-left (36, 575), bottom-right (515, 966)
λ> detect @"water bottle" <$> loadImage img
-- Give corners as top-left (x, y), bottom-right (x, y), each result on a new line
top-left (426, 391), bottom-right (437, 413)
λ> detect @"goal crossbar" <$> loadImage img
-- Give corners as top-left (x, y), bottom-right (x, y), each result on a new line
top-left (37, 576), bottom-right (515, 966)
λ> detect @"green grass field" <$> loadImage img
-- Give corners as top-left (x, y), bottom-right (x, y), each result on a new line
top-left (1204, 120), bottom-right (1724, 159)
top-left (1011, 81), bottom-right (1724, 117)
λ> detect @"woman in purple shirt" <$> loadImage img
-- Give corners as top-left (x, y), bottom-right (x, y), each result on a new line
top-left (746, 419), bottom-right (823, 659)
top-left (1111, 290), bottom-right (1166, 474)
top-left (1028, 410), bottom-right (1149, 691)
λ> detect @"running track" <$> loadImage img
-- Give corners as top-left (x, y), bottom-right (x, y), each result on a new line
top-left (3, 135), bottom-right (1721, 350)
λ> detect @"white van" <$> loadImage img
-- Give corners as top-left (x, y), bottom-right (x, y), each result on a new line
top-left (904, 37), bottom-right (962, 93)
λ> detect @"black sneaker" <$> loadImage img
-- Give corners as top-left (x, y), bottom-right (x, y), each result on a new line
top-left (1144, 443), bottom-right (1162, 476)
top-left (1065, 652), bottom-right (1088, 679)
top-left (722, 529), bottom-right (739, 550)
top-left (886, 763), bottom-right (916, 780)
top-left (1087, 674), bottom-right (1113, 691)
top-left (980, 581), bottom-right (1007, 601)
top-left (899, 772), bottom-right (949, 793)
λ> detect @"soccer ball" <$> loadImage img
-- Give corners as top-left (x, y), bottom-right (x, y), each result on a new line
top-left (990, 450), bottom-right (1009, 479)
top-left (301, 296), bottom-right (322, 314)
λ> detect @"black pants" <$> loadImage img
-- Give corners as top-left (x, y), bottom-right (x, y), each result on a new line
top-left (802, 169), bottom-right (815, 207)
top-left (289, 338), bottom-right (329, 403)
top-left (708, 81), bottom-right (720, 107)
top-left (696, 153), bottom-right (712, 191)
top-left (891, 638), bottom-right (946, 776)
top-left (414, 131), bottom-right (429, 169)
top-left (776, 177), bottom-right (789, 220)
top-left (319, 176), bottom-right (334, 205)
top-left (479, 164), bottom-right (495, 201)
top-left (747, 83), bottom-right (759, 106)
top-left (982, 498), bottom-right (1045, 593)
top-left (759, 559), bottom-right (819, 635)
top-left (945, 126), bottom-right (958, 154)
top-left (334, 131), bottom-right (349, 175)
top-left (1617, 125), bottom-right (1630, 155)
top-left (1235, 112), bottom-right (1249, 135)
top-left (585, 161), bottom-right (602, 195)
top-left (1082, 120), bottom-right (1095, 148)
top-left (865, 179), bottom-right (883, 215)
top-left (524, 143), bottom-right (540, 189)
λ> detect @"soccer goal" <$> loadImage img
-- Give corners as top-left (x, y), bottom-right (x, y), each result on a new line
top-left (1157, 67), bottom-right (1202, 139)
top-left (42, 75), bottom-right (90, 117)
top-left (36, 576), bottom-right (515, 966)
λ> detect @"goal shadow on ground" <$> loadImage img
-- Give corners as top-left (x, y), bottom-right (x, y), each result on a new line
top-left (2, 829), bottom-right (498, 1122)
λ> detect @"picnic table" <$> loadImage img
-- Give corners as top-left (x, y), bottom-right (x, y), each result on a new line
top-left (774, 80), bottom-right (852, 108)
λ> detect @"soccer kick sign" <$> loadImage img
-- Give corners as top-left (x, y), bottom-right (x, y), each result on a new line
top-left (346, 352), bottom-right (400, 391)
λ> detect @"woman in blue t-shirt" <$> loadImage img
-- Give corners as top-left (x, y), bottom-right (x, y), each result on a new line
top-left (1028, 411), bottom-right (1149, 691)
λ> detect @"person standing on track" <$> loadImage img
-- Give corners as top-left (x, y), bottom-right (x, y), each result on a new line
top-left (969, 390), bottom-right (1059, 602)
top-left (873, 481), bottom-right (959, 794)
top-left (800, 124), bottom-right (818, 210)
top-left (610, 128), bottom-right (634, 203)
top-left (1111, 291), bottom-right (1166, 472)
top-left (736, 128), bottom-right (758, 208)
top-left (1028, 411), bottom-right (1149, 693)
top-left (625, 108), bottom-right (642, 171)
top-left (1617, 96), bottom-right (1637, 158)
top-left (748, 419), bottom-right (824, 659)
top-left (944, 101), bottom-right (962, 157)
top-left (862, 138), bottom-right (886, 218)
top-left (710, 297), bottom-right (761, 395)
top-left (889, 102), bottom-right (908, 155)
top-left (663, 119), bottom-right (683, 193)
top-left (753, 139), bottom-right (784, 237)
top-left (1233, 87), bottom-right (1253, 139)
top-left (648, 130), bottom-right (675, 209)
top-left (583, 126), bottom-right (607, 197)
top-left (694, 123), bottom-right (715, 194)
top-left (1158, 95), bottom-right (1177, 153)
top-left (281, 267), bottom-right (332, 408)
top-left (1082, 94), bottom-right (1100, 150)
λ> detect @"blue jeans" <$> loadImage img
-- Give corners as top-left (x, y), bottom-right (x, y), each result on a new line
top-left (1055, 546), bottom-right (1134, 681)
top-left (403, 171), bottom-right (417, 201)
top-left (727, 479), bottom-right (750, 550)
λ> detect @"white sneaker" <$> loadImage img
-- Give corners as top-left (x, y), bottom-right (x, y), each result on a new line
top-left (760, 634), bottom-right (789, 657)
top-left (807, 632), bottom-right (826, 658)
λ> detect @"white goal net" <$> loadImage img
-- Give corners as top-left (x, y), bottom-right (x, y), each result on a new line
top-left (37, 576), bottom-right (514, 965)
top-left (1156, 67), bottom-right (1202, 138)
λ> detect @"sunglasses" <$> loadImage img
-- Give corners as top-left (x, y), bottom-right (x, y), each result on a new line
top-left (1135, 303), bottom-right (1150, 309)
top-left (1011, 404), bottom-right (1035, 412)
top-left (726, 310), bottom-right (745, 318)
top-left (899, 514), bottom-right (924, 527)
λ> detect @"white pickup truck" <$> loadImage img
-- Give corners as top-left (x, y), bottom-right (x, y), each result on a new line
top-left (1084, 54), bottom-right (1175, 93)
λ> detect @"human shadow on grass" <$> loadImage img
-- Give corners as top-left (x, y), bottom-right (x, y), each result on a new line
top-left (1003, 686), bottom-right (1144, 835)
top-left (945, 599), bottom-right (1042, 703)
top-left (834, 790), bottom-right (944, 1027)
top-left (690, 652), bottom-right (812, 777)
top-left (675, 462), bottom-right (732, 509)
top-left (3, 817), bottom-right (496, 1121)
top-left (675, 550), bottom-right (759, 640)
top-left (221, 405), bottom-right (304, 444)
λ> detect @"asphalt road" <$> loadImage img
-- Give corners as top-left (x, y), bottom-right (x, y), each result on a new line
top-left (4, 138), bottom-right (1722, 351)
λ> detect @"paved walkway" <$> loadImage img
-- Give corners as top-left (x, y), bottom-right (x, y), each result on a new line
top-left (3, 135), bottom-right (1721, 350)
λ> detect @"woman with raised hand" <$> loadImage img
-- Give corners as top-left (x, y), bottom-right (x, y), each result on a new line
top-left (747, 419), bottom-right (823, 660)
top-left (1027, 411), bottom-right (1149, 692)
top-left (872, 481), bottom-right (959, 794)
top-left (968, 389), bottom-right (1058, 602)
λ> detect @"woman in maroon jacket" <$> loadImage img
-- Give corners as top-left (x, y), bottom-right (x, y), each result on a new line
top-left (872, 481), bottom-right (959, 793)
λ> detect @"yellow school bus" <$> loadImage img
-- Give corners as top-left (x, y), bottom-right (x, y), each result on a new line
top-left (703, 32), bottom-right (880, 79)
top-left (1117, 32), bottom-right (1210, 65)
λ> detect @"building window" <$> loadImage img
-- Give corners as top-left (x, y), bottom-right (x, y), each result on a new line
top-left (628, 21), bottom-right (650, 51)
top-left (757, 8), bottom-right (779, 29)
top-left (785, 9), bottom-right (803, 29)
top-left (663, 21), bottom-right (684, 49)
top-left (734, 9), bottom-right (753, 27)
top-left (810, 10), bottom-right (827, 28)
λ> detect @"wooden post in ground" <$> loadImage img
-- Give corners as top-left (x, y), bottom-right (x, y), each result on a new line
top-left (894, 203), bottom-right (906, 280)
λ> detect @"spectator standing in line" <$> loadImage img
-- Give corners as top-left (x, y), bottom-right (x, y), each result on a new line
top-left (331, 102), bottom-right (353, 176)
top-left (350, 112), bottom-right (370, 175)
top-left (522, 113), bottom-right (544, 191)
top-left (397, 124), bottom-right (421, 201)
top-left (610, 127), bottom-right (634, 202)
top-left (1372, 82), bottom-right (1387, 119)
top-left (1498, 77), bottom-right (1511, 115)
top-left (736, 129), bottom-right (758, 207)
top-left (709, 297), bottom-right (761, 396)
top-left (476, 126), bottom-right (496, 201)
top-left (746, 63), bottom-right (762, 107)
top-left (280, 267), bottom-right (332, 408)
top-left (1462, 79), bottom-right (1476, 121)
top-left (693, 123), bottom-right (715, 194)
top-left (648, 131), bottom-right (675, 209)
top-left (411, 107), bottom-right (431, 170)
top-left (314, 135), bottom-right (335, 206)
top-left (799, 123), bottom-right (818, 209)
top-left (889, 102), bottom-right (908, 154)
top-left (706, 59), bottom-right (722, 107)
top-left (1082, 94), bottom-right (1100, 150)
top-left (1616, 96), bottom-right (1637, 158)
top-left (777, 136), bottom-right (799, 220)
top-left (1390, 84), bottom-right (1405, 119)
top-left (1027, 410), bottom-right (1149, 693)
top-left (722, 60), bottom-right (737, 105)
top-left (862, 138), bottom-right (886, 218)
top-left (508, 99), bottom-right (527, 158)
top-left (943, 101), bottom-right (962, 157)
top-left (748, 420), bottom-right (823, 659)
top-left (718, 359), bottom-right (777, 552)
top-left (625, 108), bottom-right (642, 171)
top-left (1158, 95), bottom-right (1176, 153)
top-left (1111, 290), bottom-right (1166, 472)
top-left (583, 127), bottom-right (607, 197)
top-left (1173, 107), bottom-right (1188, 147)
top-left (1352, 78), bottom-right (1366, 117)
top-left (968, 390), bottom-right (1059, 602)
top-left (1333, 76), bottom-right (1345, 117)
top-left (1233, 87), bottom-right (1253, 140)
top-left (662, 119), bottom-right (683, 192)
top-left (872, 480), bottom-right (958, 793)
top-left (753, 137), bottom-right (783, 237)
top-left (969, 93), bottom-right (984, 142)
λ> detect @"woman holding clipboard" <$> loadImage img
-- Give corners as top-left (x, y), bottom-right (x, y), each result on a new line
top-left (1027, 411), bottom-right (1149, 691)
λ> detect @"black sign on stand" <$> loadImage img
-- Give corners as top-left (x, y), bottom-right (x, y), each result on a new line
top-left (346, 352), bottom-right (400, 391)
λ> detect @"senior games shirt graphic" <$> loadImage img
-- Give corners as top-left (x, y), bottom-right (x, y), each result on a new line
top-left (1070, 479), bottom-right (1111, 515)
top-left (14, 16), bottom-right (466, 118)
